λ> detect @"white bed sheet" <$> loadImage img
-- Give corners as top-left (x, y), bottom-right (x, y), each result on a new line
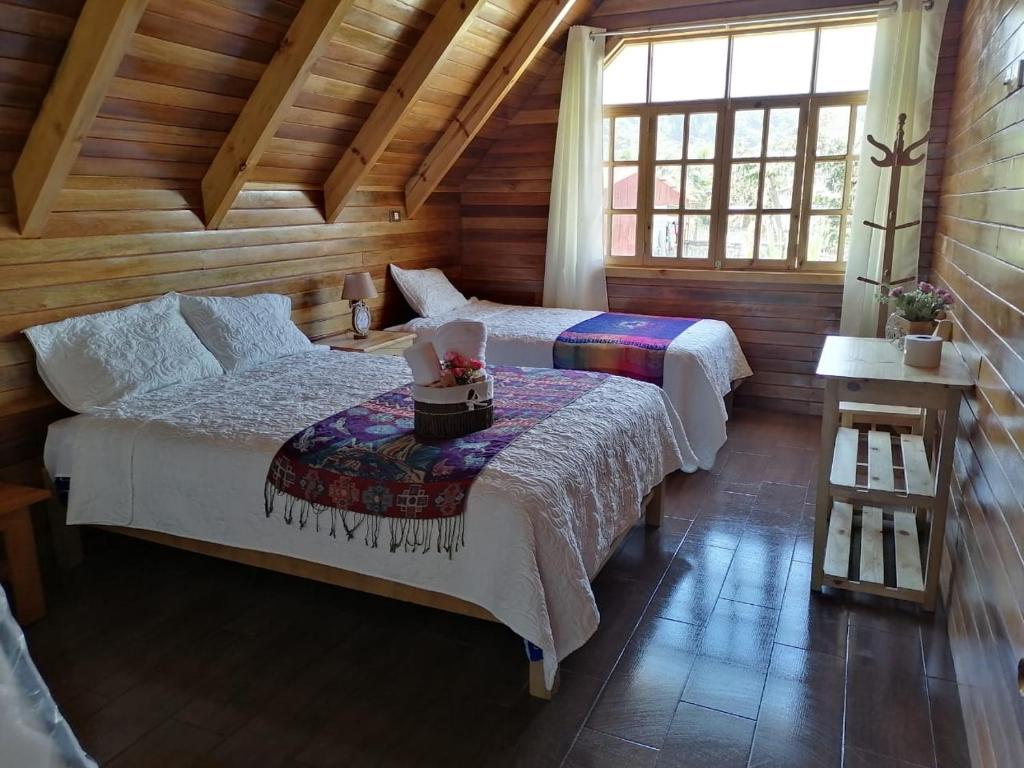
top-left (392, 301), bottom-right (753, 469)
top-left (44, 350), bottom-right (688, 686)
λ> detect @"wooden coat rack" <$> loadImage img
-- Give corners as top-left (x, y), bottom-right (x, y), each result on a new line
top-left (854, 113), bottom-right (930, 336)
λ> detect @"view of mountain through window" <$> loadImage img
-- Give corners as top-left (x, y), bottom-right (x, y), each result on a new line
top-left (601, 21), bottom-right (876, 271)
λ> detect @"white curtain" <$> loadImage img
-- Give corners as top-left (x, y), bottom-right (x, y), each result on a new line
top-left (840, 0), bottom-right (949, 336)
top-left (543, 26), bottom-right (609, 311)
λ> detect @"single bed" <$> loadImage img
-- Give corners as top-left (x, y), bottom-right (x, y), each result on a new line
top-left (43, 348), bottom-right (687, 698)
top-left (392, 299), bottom-right (752, 469)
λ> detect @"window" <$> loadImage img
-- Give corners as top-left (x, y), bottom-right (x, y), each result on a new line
top-left (601, 21), bottom-right (875, 271)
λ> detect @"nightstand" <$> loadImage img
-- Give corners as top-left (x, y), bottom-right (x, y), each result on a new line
top-left (811, 336), bottom-right (973, 611)
top-left (318, 330), bottom-right (416, 356)
top-left (0, 483), bottom-right (50, 625)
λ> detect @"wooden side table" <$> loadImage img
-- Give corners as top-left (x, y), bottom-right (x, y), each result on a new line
top-left (317, 330), bottom-right (416, 356)
top-left (811, 337), bottom-right (974, 611)
top-left (0, 483), bottom-right (51, 625)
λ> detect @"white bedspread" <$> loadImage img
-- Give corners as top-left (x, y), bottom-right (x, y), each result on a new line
top-left (393, 301), bottom-right (753, 469)
top-left (45, 350), bottom-right (687, 686)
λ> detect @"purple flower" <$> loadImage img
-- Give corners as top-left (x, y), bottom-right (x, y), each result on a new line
top-left (918, 281), bottom-right (934, 294)
top-left (890, 286), bottom-right (905, 298)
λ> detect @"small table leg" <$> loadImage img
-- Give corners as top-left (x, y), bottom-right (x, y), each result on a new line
top-left (3, 506), bottom-right (46, 624)
top-left (921, 389), bottom-right (960, 611)
top-left (811, 380), bottom-right (840, 592)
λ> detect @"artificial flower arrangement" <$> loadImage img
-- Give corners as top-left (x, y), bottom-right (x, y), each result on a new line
top-left (879, 281), bottom-right (956, 321)
top-left (410, 347), bottom-right (493, 438)
top-left (438, 351), bottom-right (487, 387)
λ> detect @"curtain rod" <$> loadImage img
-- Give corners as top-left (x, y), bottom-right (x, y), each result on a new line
top-left (589, 0), bottom-right (933, 41)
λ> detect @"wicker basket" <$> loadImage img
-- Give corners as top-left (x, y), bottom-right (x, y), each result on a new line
top-left (413, 377), bottom-right (494, 439)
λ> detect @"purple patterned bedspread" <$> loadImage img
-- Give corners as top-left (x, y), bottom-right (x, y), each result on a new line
top-left (553, 312), bottom-right (698, 386)
top-left (264, 366), bottom-right (607, 556)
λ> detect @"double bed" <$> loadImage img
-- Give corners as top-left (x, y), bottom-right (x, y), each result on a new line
top-left (393, 299), bottom-right (752, 469)
top-left (40, 332), bottom-right (687, 697)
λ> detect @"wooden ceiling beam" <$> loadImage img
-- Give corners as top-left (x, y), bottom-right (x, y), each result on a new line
top-left (12, 0), bottom-right (149, 238)
top-left (324, 0), bottom-right (486, 223)
top-left (201, 0), bottom-right (354, 229)
top-left (404, 0), bottom-right (576, 218)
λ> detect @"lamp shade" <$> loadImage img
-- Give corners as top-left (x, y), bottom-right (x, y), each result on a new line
top-left (342, 271), bottom-right (378, 300)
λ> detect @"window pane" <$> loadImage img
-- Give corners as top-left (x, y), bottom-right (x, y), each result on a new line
top-left (842, 217), bottom-right (852, 260)
top-left (812, 161), bottom-right (846, 209)
top-left (816, 25), bottom-right (876, 93)
top-left (653, 166), bottom-right (681, 209)
top-left (758, 214), bottom-right (790, 260)
top-left (652, 214), bottom-right (679, 257)
top-left (682, 215), bottom-right (711, 259)
top-left (807, 215), bottom-right (841, 261)
top-left (731, 29), bottom-right (815, 97)
top-left (726, 215), bottom-right (756, 259)
top-left (602, 118), bottom-right (611, 162)
top-left (762, 162), bottom-right (795, 209)
top-left (612, 166), bottom-right (639, 208)
top-left (732, 109), bottom-right (763, 158)
top-left (602, 168), bottom-right (609, 208)
top-left (604, 44), bottom-right (648, 105)
top-left (729, 162), bottom-right (760, 209)
top-left (816, 105), bottom-right (850, 155)
top-left (687, 113), bottom-right (718, 159)
top-left (848, 162), bottom-right (859, 207)
top-left (613, 116), bottom-right (641, 161)
top-left (685, 165), bottom-right (714, 209)
top-left (766, 108), bottom-right (799, 157)
top-left (651, 38), bottom-right (728, 102)
top-left (656, 115), bottom-right (685, 160)
top-left (610, 214), bottom-right (637, 256)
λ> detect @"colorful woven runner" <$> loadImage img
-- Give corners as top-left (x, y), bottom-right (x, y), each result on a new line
top-left (264, 366), bottom-right (607, 556)
top-left (553, 312), bottom-right (698, 386)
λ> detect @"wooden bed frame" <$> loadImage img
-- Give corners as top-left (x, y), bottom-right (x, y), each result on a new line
top-left (47, 475), bottom-right (665, 700)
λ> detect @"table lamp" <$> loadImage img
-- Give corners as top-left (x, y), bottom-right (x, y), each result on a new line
top-left (342, 272), bottom-right (378, 339)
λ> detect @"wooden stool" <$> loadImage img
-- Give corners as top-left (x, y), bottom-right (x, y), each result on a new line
top-left (0, 483), bottom-right (50, 625)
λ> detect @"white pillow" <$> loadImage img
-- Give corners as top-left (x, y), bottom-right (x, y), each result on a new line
top-left (179, 293), bottom-right (314, 372)
top-left (24, 294), bottom-right (223, 413)
top-left (389, 265), bottom-right (467, 317)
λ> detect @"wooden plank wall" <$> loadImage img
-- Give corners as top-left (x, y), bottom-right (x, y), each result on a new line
top-left (0, 0), bottom-right (555, 481)
top-left (460, 0), bottom-right (963, 414)
top-left (930, 0), bottom-right (1024, 764)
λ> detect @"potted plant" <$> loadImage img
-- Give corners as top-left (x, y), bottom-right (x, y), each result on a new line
top-left (879, 281), bottom-right (955, 345)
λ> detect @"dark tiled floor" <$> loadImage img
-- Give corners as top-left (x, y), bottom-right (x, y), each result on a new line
top-left (23, 408), bottom-right (971, 767)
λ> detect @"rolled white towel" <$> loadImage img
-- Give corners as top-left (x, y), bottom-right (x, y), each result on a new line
top-left (403, 340), bottom-right (443, 385)
top-left (433, 320), bottom-right (487, 365)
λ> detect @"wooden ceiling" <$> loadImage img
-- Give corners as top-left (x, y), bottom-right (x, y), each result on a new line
top-left (0, 0), bottom-right (579, 239)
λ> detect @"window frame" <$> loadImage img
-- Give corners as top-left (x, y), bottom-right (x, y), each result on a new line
top-left (600, 18), bottom-right (874, 273)
top-left (797, 92), bottom-right (869, 270)
top-left (718, 96), bottom-right (810, 271)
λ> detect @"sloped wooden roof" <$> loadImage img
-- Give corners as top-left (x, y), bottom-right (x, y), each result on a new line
top-left (0, 0), bottom-right (582, 239)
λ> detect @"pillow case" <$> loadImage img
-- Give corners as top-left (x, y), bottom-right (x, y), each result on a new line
top-left (178, 293), bottom-right (314, 372)
top-left (24, 293), bottom-right (223, 413)
top-left (389, 265), bottom-right (468, 317)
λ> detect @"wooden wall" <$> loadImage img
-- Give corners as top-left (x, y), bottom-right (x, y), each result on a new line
top-left (0, 0), bottom-right (560, 480)
top-left (930, 0), bottom-right (1024, 764)
top-left (460, 0), bottom-right (963, 415)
